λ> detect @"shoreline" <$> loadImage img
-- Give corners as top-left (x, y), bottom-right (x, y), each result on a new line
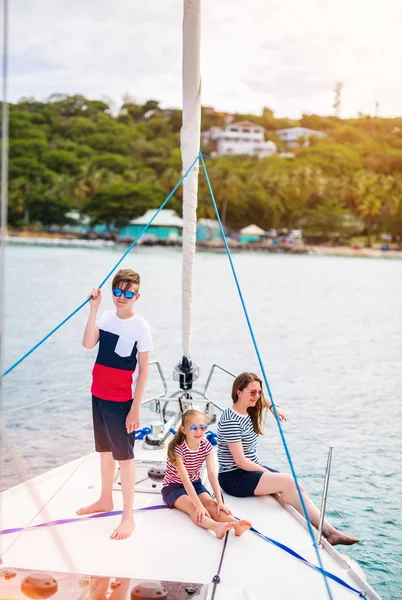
top-left (3, 233), bottom-right (402, 259)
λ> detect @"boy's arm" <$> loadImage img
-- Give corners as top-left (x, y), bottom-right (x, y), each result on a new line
top-left (125, 351), bottom-right (149, 433)
top-left (83, 288), bottom-right (101, 349)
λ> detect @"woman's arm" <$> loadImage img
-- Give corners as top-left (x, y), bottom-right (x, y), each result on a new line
top-left (228, 441), bottom-right (268, 472)
top-left (268, 404), bottom-right (287, 422)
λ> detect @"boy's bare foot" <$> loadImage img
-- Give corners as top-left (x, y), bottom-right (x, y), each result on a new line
top-left (215, 521), bottom-right (237, 539)
top-left (76, 499), bottom-right (113, 516)
top-left (234, 519), bottom-right (252, 536)
top-left (326, 531), bottom-right (360, 546)
top-left (110, 518), bottom-right (135, 540)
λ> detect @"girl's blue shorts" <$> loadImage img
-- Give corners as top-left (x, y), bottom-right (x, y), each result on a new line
top-left (162, 479), bottom-right (211, 508)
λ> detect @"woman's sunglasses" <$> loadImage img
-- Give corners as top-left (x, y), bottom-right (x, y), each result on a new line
top-left (188, 424), bottom-right (207, 432)
top-left (112, 288), bottom-right (138, 299)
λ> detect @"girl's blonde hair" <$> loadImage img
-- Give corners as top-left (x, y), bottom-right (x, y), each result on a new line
top-left (232, 372), bottom-right (269, 435)
top-left (167, 409), bottom-right (205, 465)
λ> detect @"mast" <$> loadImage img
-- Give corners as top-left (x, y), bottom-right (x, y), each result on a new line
top-left (177, 0), bottom-right (201, 388)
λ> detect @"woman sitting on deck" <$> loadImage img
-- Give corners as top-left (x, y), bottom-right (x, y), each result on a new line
top-left (217, 372), bottom-right (360, 547)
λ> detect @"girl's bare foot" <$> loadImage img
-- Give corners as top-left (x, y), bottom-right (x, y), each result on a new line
top-left (215, 521), bottom-right (237, 539)
top-left (234, 520), bottom-right (252, 536)
top-left (326, 531), bottom-right (360, 546)
top-left (110, 518), bottom-right (135, 540)
top-left (76, 499), bottom-right (113, 516)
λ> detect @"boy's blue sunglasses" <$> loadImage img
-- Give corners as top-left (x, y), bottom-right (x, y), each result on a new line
top-left (112, 288), bottom-right (138, 299)
top-left (188, 424), bottom-right (207, 432)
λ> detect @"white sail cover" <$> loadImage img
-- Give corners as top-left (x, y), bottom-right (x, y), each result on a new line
top-left (181, 0), bottom-right (201, 358)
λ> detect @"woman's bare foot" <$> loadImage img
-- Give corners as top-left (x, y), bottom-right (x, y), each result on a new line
top-left (326, 531), bottom-right (360, 546)
top-left (214, 521), bottom-right (237, 539)
top-left (234, 520), bottom-right (252, 537)
top-left (110, 518), bottom-right (135, 540)
top-left (76, 499), bottom-right (113, 516)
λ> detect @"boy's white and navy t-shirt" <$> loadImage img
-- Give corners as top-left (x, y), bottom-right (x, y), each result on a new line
top-left (163, 438), bottom-right (213, 486)
top-left (217, 407), bottom-right (261, 473)
top-left (91, 311), bottom-right (153, 402)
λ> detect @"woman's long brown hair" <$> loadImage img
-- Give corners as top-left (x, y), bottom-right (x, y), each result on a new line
top-left (232, 372), bottom-right (269, 435)
top-left (167, 409), bottom-right (204, 464)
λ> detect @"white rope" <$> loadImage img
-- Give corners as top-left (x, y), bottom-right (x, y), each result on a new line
top-left (1, 421), bottom-right (92, 460)
top-left (1, 383), bottom-right (90, 415)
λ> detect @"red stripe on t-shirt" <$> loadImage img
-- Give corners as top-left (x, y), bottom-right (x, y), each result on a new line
top-left (91, 363), bottom-right (134, 401)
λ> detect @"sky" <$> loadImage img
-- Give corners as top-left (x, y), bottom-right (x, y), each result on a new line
top-left (5, 0), bottom-right (402, 119)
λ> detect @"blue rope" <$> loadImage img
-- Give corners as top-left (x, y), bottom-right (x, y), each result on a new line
top-left (134, 427), bottom-right (151, 440)
top-left (2, 154), bottom-right (200, 378)
top-left (248, 524), bottom-right (366, 598)
top-left (199, 152), bottom-right (334, 600)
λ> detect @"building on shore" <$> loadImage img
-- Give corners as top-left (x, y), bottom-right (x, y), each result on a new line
top-left (196, 218), bottom-right (228, 242)
top-left (240, 224), bottom-right (265, 243)
top-left (274, 127), bottom-right (326, 150)
top-left (118, 209), bottom-right (183, 240)
top-left (202, 121), bottom-right (276, 159)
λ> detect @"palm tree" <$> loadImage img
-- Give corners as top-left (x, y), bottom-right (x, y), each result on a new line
top-left (355, 173), bottom-right (390, 246)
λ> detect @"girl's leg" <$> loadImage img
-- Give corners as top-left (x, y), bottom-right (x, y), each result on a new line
top-left (254, 472), bottom-right (359, 546)
top-left (173, 495), bottom-right (237, 539)
top-left (198, 493), bottom-right (252, 537)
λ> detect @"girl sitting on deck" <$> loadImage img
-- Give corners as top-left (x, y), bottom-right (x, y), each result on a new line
top-left (162, 409), bottom-right (252, 539)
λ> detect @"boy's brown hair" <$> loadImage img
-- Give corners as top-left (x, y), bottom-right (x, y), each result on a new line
top-left (112, 269), bottom-right (140, 291)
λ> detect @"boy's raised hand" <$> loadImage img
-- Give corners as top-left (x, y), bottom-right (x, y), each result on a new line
top-left (89, 288), bottom-right (102, 309)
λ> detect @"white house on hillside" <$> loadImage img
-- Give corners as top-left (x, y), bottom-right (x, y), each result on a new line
top-left (202, 121), bottom-right (276, 159)
top-left (274, 127), bottom-right (326, 149)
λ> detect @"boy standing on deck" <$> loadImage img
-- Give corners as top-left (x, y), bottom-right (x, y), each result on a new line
top-left (77, 268), bottom-right (153, 540)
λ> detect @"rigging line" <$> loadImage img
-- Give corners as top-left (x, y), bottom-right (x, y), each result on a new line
top-left (0, 425), bottom-right (78, 572)
top-left (286, 418), bottom-right (331, 448)
top-left (268, 449), bottom-right (399, 574)
top-left (332, 449), bottom-right (402, 511)
top-left (1, 446), bottom-right (95, 564)
top-left (1, 421), bottom-right (92, 460)
top-left (200, 152), bottom-right (334, 600)
top-left (2, 153), bottom-right (201, 378)
top-left (285, 420), bottom-right (402, 510)
top-left (264, 448), bottom-right (389, 566)
top-left (1, 384), bottom-right (90, 415)
top-left (210, 530), bottom-right (230, 600)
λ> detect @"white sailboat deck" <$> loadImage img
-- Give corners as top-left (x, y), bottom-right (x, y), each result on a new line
top-left (0, 441), bottom-right (380, 600)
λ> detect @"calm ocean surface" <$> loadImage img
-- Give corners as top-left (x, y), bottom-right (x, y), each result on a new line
top-left (2, 244), bottom-right (402, 597)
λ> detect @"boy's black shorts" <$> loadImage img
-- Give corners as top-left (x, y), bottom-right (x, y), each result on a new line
top-left (92, 395), bottom-right (136, 461)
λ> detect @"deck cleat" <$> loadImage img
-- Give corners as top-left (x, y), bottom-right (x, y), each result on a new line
top-left (131, 581), bottom-right (168, 599)
top-left (21, 572), bottom-right (58, 598)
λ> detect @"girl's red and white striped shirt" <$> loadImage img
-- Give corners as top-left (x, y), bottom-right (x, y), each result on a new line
top-left (163, 438), bottom-right (214, 486)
